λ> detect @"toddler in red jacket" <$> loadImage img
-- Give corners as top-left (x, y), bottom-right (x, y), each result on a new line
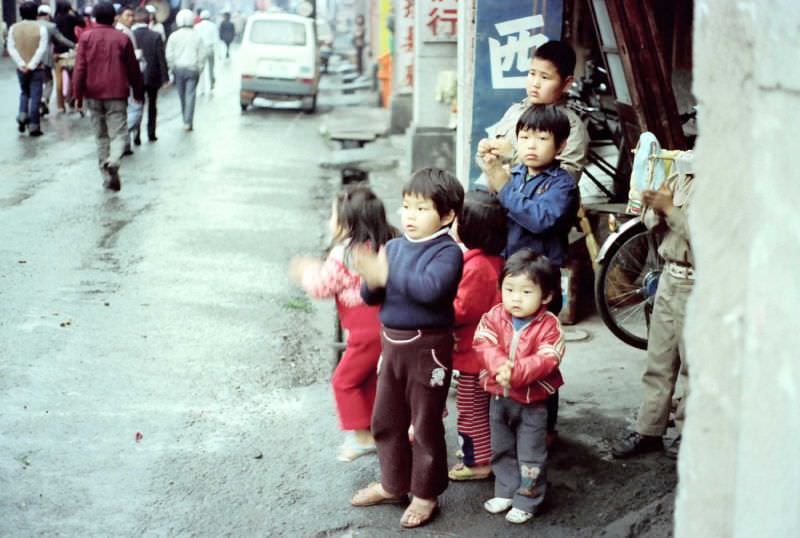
top-left (448, 191), bottom-right (506, 482)
top-left (474, 249), bottom-right (564, 524)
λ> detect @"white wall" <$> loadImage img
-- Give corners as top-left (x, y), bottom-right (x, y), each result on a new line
top-left (676, 1), bottom-right (800, 536)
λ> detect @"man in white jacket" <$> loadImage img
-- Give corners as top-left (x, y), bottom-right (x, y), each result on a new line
top-left (165, 9), bottom-right (205, 131)
top-left (194, 10), bottom-right (217, 94)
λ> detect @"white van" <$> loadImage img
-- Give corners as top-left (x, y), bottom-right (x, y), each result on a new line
top-left (239, 13), bottom-right (319, 113)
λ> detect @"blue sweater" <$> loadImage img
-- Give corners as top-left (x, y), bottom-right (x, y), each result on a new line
top-left (361, 231), bottom-right (463, 330)
top-left (498, 163), bottom-right (580, 266)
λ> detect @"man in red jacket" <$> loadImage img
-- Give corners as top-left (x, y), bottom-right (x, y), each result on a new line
top-left (73, 1), bottom-right (143, 191)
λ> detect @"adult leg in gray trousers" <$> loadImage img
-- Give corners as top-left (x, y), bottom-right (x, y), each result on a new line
top-left (87, 98), bottom-right (128, 189)
top-left (174, 68), bottom-right (199, 129)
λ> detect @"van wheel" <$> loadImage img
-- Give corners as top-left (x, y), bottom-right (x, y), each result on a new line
top-left (303, 94), bottom-right (317, 114)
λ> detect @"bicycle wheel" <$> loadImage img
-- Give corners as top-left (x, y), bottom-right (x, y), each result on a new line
top-left (595, 221), bottom-right (663, 349)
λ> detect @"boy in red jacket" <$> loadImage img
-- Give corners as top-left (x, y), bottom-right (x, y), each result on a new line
top-left (474, 249), bottom-right (564, 524)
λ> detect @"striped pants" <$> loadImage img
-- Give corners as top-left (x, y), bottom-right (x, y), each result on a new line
top-left (456, 373), bottom-right (492, 466)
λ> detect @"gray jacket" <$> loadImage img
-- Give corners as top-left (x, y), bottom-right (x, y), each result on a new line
top-left (37, 19), bottom-right (74, 67)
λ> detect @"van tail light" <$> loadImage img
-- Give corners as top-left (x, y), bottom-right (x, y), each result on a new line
top-left (297, 78), bottom-right (314, 85)
top-left (242, 74), bottom-right (254, 80)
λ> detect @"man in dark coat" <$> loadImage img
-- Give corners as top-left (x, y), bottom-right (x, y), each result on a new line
top-left (219, 12), bottom-right (235, 59)
top-left (131, 7), bottom-right (168, 143)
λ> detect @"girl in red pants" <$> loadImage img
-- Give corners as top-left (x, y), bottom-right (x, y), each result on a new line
top-left (448, 191), bottom-right (507, 481)
top-left (289, 185), bottom-right (397, 461)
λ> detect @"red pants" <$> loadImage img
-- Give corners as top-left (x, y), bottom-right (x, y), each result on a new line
top-left (455, 373), bottom-right (492, 466)
top-left (372, 327), bottom-right (453, 500)
top-left (333, 303), bottom-right (382, 431)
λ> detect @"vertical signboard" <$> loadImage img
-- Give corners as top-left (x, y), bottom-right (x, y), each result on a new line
top-left (467, 0), bottom-right (563, 184)
top-left (395, 0), bottom-right (415, 93)
top-left (420, 0), bottom-right (458, 42)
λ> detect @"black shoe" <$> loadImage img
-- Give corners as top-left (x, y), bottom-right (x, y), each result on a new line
top-left (29, 129), bottom-right (44, 137)
top-left (148, 134), bottom-right (157, 142)
top-left (40, 101), bottom-right (49, 117)
top-left (133, 134), bottom-right (141, 146)
top-left (123, 147), bottom-right (134, 156)
top-left (665, 436), bottom-right (681, 460)
top-left (17, 119), bottom-right (26, 133)
top-left (102, 164), bottom-right (121, 191)
top-left (611, 432), bottom-right (663, 459)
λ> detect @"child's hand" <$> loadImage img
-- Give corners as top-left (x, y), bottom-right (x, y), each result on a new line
top-left (288, 256), bottom-right (320, 285)
top-left (495, 361), bottom-right (512, 388)
top-left (351, 245), bottom-right (389, 289)
top-left (477, 138), bottom-right (505, 171)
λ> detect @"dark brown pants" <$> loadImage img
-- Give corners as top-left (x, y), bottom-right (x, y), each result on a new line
top-left (372, 327), bottom-right (453, 500)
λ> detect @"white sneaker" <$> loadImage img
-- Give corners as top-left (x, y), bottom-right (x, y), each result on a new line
top-left (483, 497), bottom-right (513, 514)
top-left (505, 507), bottom-right (534, 524)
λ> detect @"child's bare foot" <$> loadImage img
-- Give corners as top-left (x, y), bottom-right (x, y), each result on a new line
top-left (400, 497), bottom-right (437, 528)
top-left (448, 462), bottom-right (492, 481)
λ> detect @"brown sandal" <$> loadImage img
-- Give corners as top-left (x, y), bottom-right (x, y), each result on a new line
top-left (350, 482), bottom-right (407, 507)
top-left (400, 497), bottom-right (438, 528)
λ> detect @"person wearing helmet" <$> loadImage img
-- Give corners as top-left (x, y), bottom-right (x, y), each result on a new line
top-left (194, 9), bottom-right (217, 94)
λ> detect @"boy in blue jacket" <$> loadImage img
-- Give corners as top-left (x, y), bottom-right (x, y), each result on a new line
top-left (479, 104), bottom-right (579, 268)
top-left (479, 104), bottom-right (579, 445)
top-left (349, 168), bottom-right (464, 529)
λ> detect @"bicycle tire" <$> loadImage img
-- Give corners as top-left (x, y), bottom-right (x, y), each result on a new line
top-left (595, 220), bottom-right (663, 350)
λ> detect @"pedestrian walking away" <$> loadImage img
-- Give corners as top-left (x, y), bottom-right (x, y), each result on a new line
top-left (53, 0), bottom-right (85, 113)
top-left (219, 12), bottom-right (235, 59)
top-left (166, 9), bottom-right (206, 131)
top-left (8, 1), bottom-right (49, 137)
top-left (36, 4), bottom-right (75, 118)
top-left (194, 10), bottom-right (218, 93)
top-left (132, 7), bottom-right (169, 144)
top-left (72, 1), bottom-right (144, 191)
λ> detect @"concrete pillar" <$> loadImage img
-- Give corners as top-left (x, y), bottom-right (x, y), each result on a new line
top-left (407, 0), bottom-right (458, 173)
top-left (676, 1), bottom-right (800, 536)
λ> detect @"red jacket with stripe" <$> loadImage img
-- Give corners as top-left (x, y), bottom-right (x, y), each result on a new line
top-left (475, 304), bottom-right (564, 404)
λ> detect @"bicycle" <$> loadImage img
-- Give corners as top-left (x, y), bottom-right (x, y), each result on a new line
top-left (593, 141), bottom-right (694, 349)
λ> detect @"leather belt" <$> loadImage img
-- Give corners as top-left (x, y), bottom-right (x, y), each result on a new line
top-left (666, 262), bottom-right (695, 280)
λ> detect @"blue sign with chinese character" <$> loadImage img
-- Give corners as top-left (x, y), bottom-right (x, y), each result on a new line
top-left (468, 0), bottom-right (563, 186)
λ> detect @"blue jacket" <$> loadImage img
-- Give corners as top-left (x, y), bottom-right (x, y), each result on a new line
top-left (498, 163), bottom-right (580, 266)
top-left (361, 230), bottom-right (463, 330)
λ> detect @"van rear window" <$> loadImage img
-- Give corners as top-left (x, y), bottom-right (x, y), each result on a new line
top-left (249, 20), bottom-right (307, 46)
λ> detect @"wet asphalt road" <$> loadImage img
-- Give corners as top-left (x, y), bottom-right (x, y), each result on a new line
top-left (0, 54), bottom-right (676, 537)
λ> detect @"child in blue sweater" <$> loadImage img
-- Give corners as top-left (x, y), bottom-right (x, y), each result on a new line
top-left (349, 168), bottom-right (464, 529)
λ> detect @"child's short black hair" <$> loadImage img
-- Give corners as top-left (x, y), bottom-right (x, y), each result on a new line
top-left (516, 104), bottom-right (571, 148)
top-left (458, 191), bottom-right (507, 256)
top-left (403, 167), bottom-right (465, 219)
top-left (501, 249), bottom-right (561, 301)
top-left (532, 40), bottom-right (576, 81)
